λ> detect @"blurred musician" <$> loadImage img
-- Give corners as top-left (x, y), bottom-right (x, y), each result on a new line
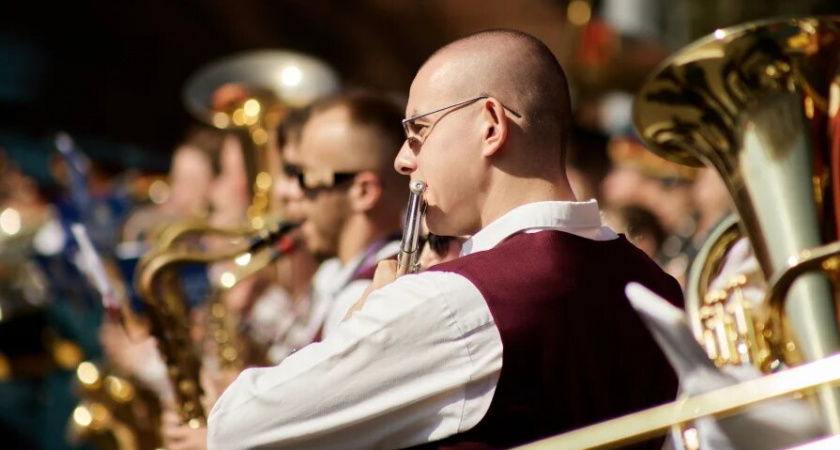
top-left (100, 126), bottom-right (225, 401)
top-left (0, 150), bottom-right (93, 450)
top-left (236, 107), bottom-right (319, 366)
top-left (163, 92), bottom-right (408, 449)
top-left (121, 125), bottom-right (223, 245)
top-left (208, 30), bottom-right (682, 449)
top-left (290, 90), bottom-right (407, 340)
top-left (601, 132), bottom-right (699, 286)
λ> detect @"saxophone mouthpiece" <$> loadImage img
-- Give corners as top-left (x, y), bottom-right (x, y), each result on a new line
top-left (247, 221), bottom-right (301, 253)
top-left (270, 234), bottom-right (299, 260)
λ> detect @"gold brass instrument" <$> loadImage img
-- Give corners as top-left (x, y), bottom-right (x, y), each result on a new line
top-left (152, 218), bottom-right (250, 253)
top-left (136, 222), bottom-right (299, 426)
top-left (132, 50), bottom-right (338, 428)
top-left (684, 213), bottom-right (781, 371)
top-left (396, 180), bottom-right (427, 276)
top-left (70, 360), bottom-right (163, 450)
top-left (511, 15), bottom-right (840, 450)
top-left (183, 50), bottom-right (340, 230)
top-left (634, 15), bottom-right (840, 431)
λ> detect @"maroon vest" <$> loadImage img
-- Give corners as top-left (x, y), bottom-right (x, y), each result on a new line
top-left (414, 230), bottom-right (683, 449)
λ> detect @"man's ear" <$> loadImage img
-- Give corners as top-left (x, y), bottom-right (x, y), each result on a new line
top-left (348, 171), bottom-right (382, 212)
top-left (480, 98), bottom-right (509, 157)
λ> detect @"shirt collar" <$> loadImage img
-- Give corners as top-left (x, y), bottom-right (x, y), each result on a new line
top-left (319, 239), bottom-right (402, 295)
top-left (460, 200), bottom-right (605, 255)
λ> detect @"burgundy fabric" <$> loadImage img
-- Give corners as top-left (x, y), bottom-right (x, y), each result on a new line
top-left (413, 231), bottom-right (683, 450)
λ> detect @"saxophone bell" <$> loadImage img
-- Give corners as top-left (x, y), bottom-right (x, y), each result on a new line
top-left (396, 180), bottom-right (427, 276)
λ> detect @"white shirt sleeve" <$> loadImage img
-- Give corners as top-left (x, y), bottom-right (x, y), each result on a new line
top-left (322, 279), bottom-right (371, 339)
top-left (207, 271), bottom-right (503, 450)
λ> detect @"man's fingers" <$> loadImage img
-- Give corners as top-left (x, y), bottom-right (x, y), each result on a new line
top-left (161, 409), bottom-right (182, 426)
top-left (371, 259), bottom-right (398, 289)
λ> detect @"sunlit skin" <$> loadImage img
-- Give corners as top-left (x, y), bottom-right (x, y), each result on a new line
top-left (692, 168), bottom-right (732, 238)
top-left (165, 145), bottom-right (215, 218)
top-left (208, 135), bottom-right (249, 230)
top-left (274, 142), bottom-right (307, 224)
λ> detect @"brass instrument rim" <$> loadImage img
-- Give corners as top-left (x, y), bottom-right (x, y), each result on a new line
top-left (633, 14), bottom-right (840, 167)
top-left (182, 49), bottom-right (341, 129)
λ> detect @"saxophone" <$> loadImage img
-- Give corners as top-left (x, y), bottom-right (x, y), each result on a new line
top-left (133, 49), bottom-right (338, 428)
top-left (135, 221), bottom-right (299, 425)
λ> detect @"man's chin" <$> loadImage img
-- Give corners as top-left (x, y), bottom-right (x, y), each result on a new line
top-left (307, 241), bottom-right (337, 263)
top-left (425, 208), bottom-right (454, 236)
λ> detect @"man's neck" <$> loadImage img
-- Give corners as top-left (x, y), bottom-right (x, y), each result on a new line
top-left (479, 174), bottom-right (577, 230)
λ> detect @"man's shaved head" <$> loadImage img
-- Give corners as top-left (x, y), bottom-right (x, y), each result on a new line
top-left (420, 29), bottom-right (571, 162)
top-left (397, 29), bottom-right (577, 235)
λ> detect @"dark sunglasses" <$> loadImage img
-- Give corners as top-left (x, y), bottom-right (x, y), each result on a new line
top-left (283, 163), bottom-right (358, 191)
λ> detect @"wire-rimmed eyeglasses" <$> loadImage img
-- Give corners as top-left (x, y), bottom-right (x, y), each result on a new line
top-left (402, 95), bottom-right (522, 146)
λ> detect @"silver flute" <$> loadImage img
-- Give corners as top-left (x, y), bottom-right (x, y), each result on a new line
top-left (396, 180), bottom-right (427, 276)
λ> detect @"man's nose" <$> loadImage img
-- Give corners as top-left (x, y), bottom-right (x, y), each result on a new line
top-left (394, 141), bottom-right (417, 175)
top-left (274, 178), bottom-right (304, 202)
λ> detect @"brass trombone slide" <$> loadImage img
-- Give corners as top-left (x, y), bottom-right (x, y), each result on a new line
top-left (515, 353), bottom-right (840, 450)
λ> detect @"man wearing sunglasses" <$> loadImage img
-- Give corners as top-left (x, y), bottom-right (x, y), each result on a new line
top-left (209, 30), bottom-right (683, 450)
top-left (282, 91), bottom-right (408, 341)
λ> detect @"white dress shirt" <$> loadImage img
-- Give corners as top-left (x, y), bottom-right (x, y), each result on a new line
top-left (266, 240), bottom-right (401, 363)
top-left (207, 200), bottom-right (616, 449)
top-left (322, 240), bottom-right (401, 337)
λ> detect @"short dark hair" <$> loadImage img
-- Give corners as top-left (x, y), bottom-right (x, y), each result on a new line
top-left (621, 206), bottom-right (667, 251)
top-left (276, 106), bottom-right (311, 150)
top-left (310, 90), bottom-right (406, 165)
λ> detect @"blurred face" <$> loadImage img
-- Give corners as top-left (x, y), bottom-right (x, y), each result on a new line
top-left (395, 59), bottom-right (485, 236)
top-left (167, 146), bottom-right (213, 216)
top-left (273, 141), bottom-right (306, 223)
top-left (209, 136), bottom-right (249, 226)
top-left (297, 110), bottom-right (357, 260)
top-left (601, 165), bottom-right (648, 209)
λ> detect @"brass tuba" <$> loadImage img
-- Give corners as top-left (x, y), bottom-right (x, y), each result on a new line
top-left (511, 15), bottom-right (840, 450)
top-left (633, 15), bottom-right (840, 431)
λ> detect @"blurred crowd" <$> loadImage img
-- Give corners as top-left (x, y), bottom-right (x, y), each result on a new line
top-left (0, 82), bottom-right (734, 450)
top-left (5, 1), bottom-right (836, 449)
